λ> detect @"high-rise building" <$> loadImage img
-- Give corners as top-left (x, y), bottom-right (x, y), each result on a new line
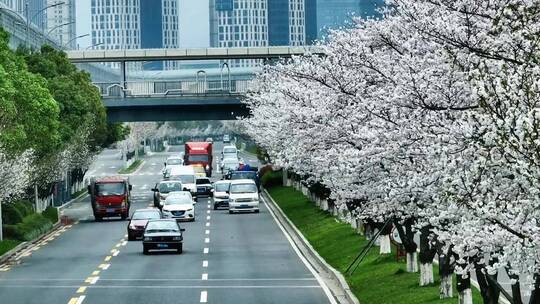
top-left (314, 0), bottom-right (383, 41)
top-left (46, 0), bottom-right (75, 48)
top-left (0, 0), bottom-right (48, 31)
top-left (90, 0), bottom-right (180, 69)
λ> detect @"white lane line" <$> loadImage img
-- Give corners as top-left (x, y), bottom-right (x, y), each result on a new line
top-left (207, 210), bottom-right (211, 214)
top-left (205, 230), bottom-right (210, 235)
top-left (202, 273), bottom-right (208, 280)
top-left (207, 205), bottom-right (211, 209)
top-left (206, 216), bottom-right (211, 220)
top-left (206, 222), bottom-right (210, 227)
top-left (202, 261), bottom-right (208, 268)
top-left (98, 264), bottom-right (110, 270)
top-left (205, 238), bottom-right (210, 243)
top-left (203, 248), bottom-right (209, 254)
top-left (263, 196), bottom-right (338, 304)
top-left (76, 295), bottom-right (86, 304)
top-left (85, 276), bottom-right (99, 284)
top-left (200, 291), bottom-right (207, 303)
top-left (141, 184), bottom-right (148, 190)
top-left (121, 241), bottom-right (127, 246)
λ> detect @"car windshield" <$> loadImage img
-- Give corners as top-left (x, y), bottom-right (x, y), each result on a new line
top-left (214, 183), bottom-right (230, 192)
top-left (223, 147), bottom-right (236, 154)
top-left (230, 183), bottom-right (257, 194)
top-left (231, 172), bottom-right (256, 180)
top-left (96, 183), bottom-right (125, 196)
top-left (145, 221), bottom-right (179, 233)
top-left (132, 210), bottom-right (161, 220)
top-left (158, 182), bottom-right (182, 193)
top-left (188, 155), bottom-right (209, 162)
top-left (167, 158), bottom-right (182, 165)
top-left (170, 175), bottom-right (195, 184)
top-left (165, 196), bottom-right (193, 205)
top-left (196, 178), bottom-right (211, 185)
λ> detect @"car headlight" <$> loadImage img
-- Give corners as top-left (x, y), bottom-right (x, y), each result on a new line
top-left (143, 237), bottom-right (151, 241)
top-left (187, 208), bottom-right (193, 211)
top-left (172, 236), bottom-right (182, 241)
top-left (129, 224), bottom-right (135, 229)
top-left (229, 198), bottom-right (235, 203)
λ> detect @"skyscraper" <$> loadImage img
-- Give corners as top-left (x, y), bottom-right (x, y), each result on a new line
top-left (90, 0), bottom-right (180, 69)
top-left (46, 0), bottom-right (76, 48)
top-left (0, 0), bottom-right (48, 31)
top-left (314, 0), bottom-right (383, 41)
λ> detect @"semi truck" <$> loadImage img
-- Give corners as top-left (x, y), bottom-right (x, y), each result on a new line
top-left (87, 176), bottom-right (132, 221)
top-left (184, 142), bottom-right (213, 177)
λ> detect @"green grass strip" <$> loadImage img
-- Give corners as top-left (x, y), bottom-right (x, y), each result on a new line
top-left (118, 159), bottom-right (143, 174)
top-left (267, 186), bottom-right (483, 304)
top-left (0, 239), bottom-right (22, 256)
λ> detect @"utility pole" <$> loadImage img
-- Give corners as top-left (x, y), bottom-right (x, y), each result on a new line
top-left (25, 1), bottom-right (29, 48)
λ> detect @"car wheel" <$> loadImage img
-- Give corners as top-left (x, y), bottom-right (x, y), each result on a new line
top-left (143, 245), bottom-right (149, 255)
top-left (128, 233), bottom-right (135, 241)
top-left (177, 244), bottom-right (183, 254)
top-left (191, 217), bottom-right (195, 222)
top-left (229, 210), bottom-right (233, 214)
top-left (213, 205), bottom-right (218, 210)
top-left (254, 210), bottom-right (260, 214)
top-left (94, 215), bottom-right (103, 222)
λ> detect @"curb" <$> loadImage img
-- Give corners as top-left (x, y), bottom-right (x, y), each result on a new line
top-left (57, 192), bottom-right (89, 212)
top-left (0, 221), bottom-right (62, 265)
top-left (262, 189), bottom-right (360, 304)
top-left (119, 160), bottom-right (146, 175)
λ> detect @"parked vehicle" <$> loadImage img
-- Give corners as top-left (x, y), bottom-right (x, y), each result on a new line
top-left (152, 180), bottom-right (183, 208)
top-left (184, 142), bottom-right (213, 176)
top-left (223, 134), bottom-right (230, 143)
top-left (228, 170), bottom-right (260, 191)
top-left (88, 176), bottom-right (132, 221)
top-left (228, 179), bottom-right (260, 214)
top-left (127, 208), bottom-right (162, 241)
top-left (143, 219), bottom-right (185, 254)
top-left (196, 177), bottom-right (213, 197)
top-left (212, 180), bottom-right (230, 210)
top-left (167, 166), bottom-right (197, 196)
top-left (161, 192), bottom-right (196, 221)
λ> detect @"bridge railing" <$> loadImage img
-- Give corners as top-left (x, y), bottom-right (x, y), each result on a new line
top-left (94, 79), bottom-right (256, 98)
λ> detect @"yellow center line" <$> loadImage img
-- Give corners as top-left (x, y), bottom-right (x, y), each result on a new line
top-left (76, 286), bottom-right (87, 293)
top-left (67, 297), bottom-right (78, 304)
top-left (104, 256), bottom-right (112, 262)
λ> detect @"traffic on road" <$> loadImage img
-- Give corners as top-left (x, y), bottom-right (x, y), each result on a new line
top-left (0, 138), bottom-right (333, 304)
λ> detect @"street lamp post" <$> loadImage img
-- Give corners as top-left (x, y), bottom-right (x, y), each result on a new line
top-left (86, 42), bottom-right (104, 50)
top-left (63, 33), bottom-right (89, 49)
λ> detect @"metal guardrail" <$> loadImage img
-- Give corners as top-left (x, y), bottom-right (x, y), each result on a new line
top-left (94, 79), bottom-right (256, 98)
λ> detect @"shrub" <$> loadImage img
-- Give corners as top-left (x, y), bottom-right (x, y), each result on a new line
top-left (42, 207), bottom-right (58, 224)
top-left (3, 214), bottom-right (53, 241)
top-left (261, 170), bottom-right (283, 188)
top-left (1, 201), bottom-right (33, 225)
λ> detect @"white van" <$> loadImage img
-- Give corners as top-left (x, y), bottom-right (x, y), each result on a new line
top-left (168, 166), bottom-right (197, 197)
top-left (222, 145), bottom-right (238, 160)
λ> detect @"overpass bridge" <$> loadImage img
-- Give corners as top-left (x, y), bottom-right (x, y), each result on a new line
top-left (68, 46), bottom-right (324, 122)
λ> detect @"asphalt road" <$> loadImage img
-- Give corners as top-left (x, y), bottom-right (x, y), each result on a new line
top-left (0, 143), bottom-right (333, 304)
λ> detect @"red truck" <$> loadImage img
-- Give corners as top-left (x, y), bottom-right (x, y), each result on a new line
top-left (87, 176), bottom-right (132, 221)
top-left (184, 142), bottom-right (213, 177)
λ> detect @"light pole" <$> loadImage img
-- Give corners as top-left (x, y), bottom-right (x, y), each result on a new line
top-left (63, 33), bottom-right (89, 49)
top-left (86, 42), bottom-right (104, 50)
top-left (23, 1), bottom-right (65, 48)
top-left (46, 20), bottom-right (74, 36)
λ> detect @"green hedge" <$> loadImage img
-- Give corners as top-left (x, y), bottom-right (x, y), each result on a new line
top-left (42, 207), bottom-right (58, 224)
top-left (0, 239), bottom-right (22, 256)
top-left (2, 201), bottom-right (34, 225)
top-left (3, 214), bottom-right (53, 241)
top-left (261, 170), bottom-right (283, 188)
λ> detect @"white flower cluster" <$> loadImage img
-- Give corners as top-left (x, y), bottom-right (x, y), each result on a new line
top-left (243, 0), bottom-right (540, 293)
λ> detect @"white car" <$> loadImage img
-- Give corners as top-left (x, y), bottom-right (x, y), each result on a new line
top-left (161, 191), bottom-right (196, 221)
top-left (152, 180), bottom-right (183, 208)
top-left (212, 180), bottom-right (230, 210)
top-left (162, 157), bottom-right (184, 176)
top-left (228, 179), bottom-right (259, 214)
top-left (222, 145), bottom-right (238, 160)
top-left (221, 158), bottom-right (239, 174)
top-left (168, 166), bottom-right (197, 196)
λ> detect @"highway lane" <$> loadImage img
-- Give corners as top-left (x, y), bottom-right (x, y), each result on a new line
top-left (0, 144), bottom-right (333, 304)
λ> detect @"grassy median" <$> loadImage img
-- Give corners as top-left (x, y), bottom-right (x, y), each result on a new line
top-left (267, 186), bottom-right (483, 304)
top-left (118, 159), bottom-right (143, 174)
top-left (0, 240), bottom-right (22, 256)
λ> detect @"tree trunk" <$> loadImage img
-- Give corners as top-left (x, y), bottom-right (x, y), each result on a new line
top-left (505, 265), bottom-right (522, 304)
top-left (407, 252), bottom-right (419, 273)
top-left (457, 270), bottom-right (472, 304)
top-left (528, 274), bottom-right (540, 304)
top-left (474, 258), bottom-right (500, 304)
top-left (420, 262), bottom-right (434, 286)
top-left (438, 244), bottom-right (454, 298)
top-left (440, 274), bottom-right (452, 299)
top-left (394, 218), bottom-right (418, 273)
top-left (419, 226), bottom-right (437, 285)
top-left (379, 234), bottom-right (391, 254)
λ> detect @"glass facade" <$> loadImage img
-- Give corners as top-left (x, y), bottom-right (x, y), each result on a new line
top-left (140, 0), bottom-right (163, 69)
top-left (268, 0), bottom-right (288, 46)
top-left (316, 0), bottom-right (383, 40)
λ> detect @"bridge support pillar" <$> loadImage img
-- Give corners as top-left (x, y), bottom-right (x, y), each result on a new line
top-left (120, 61), bottom-right (126, 98)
